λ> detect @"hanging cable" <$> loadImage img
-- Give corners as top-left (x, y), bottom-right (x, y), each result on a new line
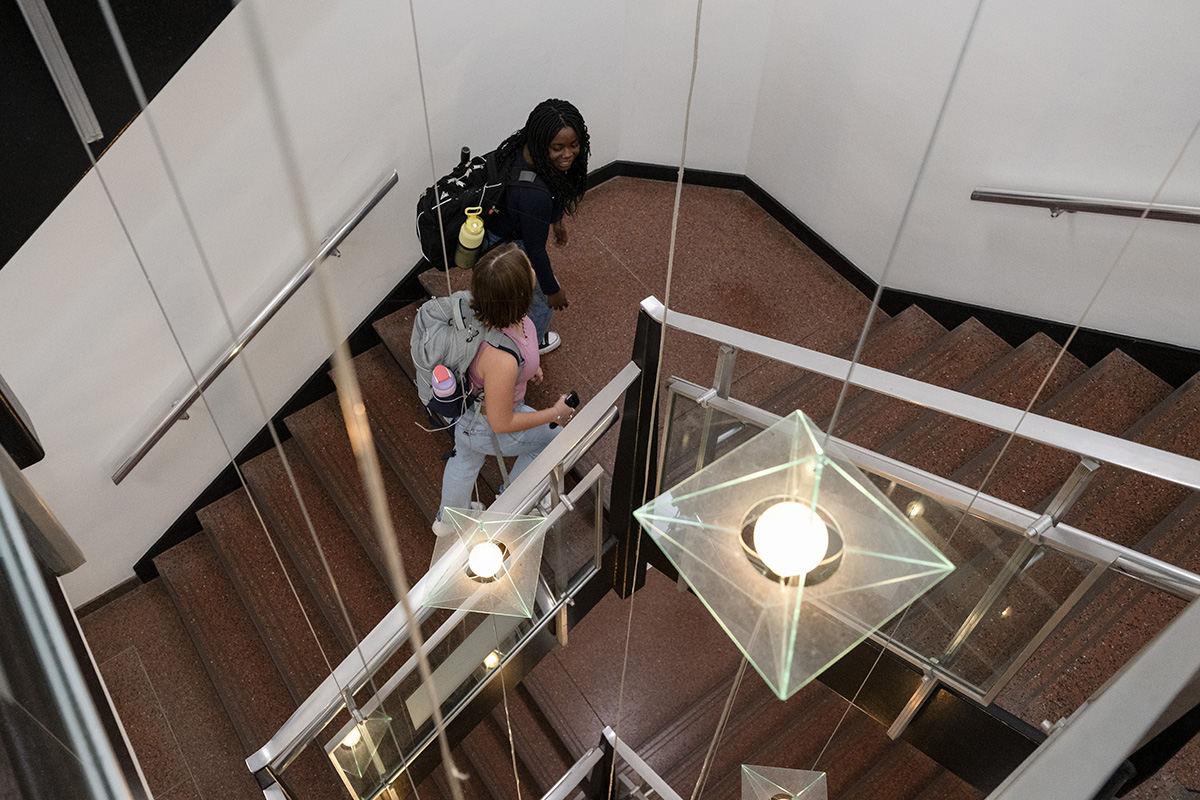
top-left (810, 0), bottom-right (989, 769)
top-left (609, 0), bottom-right (705, 797)
top-left (234, 3), bottom-right (467, 798)
top-left (493, 617), bottom-right (524, 800)
top-left (86, 0), bottom-right (431, 792)
top-left (812, 0), bottom-right (1200, 770)
top-left (689, 659), bottom-right (747, 800)
top-left (90, 0), bottom-right (453, 793)
top-left (822, 0), bottom-right (989, 450)
top-left (405, 0), bottom-right (456, 303)
top-left (87, 0), bottom-right (347, 682)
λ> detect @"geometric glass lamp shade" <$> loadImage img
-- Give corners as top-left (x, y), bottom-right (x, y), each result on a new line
top-left (742, 765), bottom-right (827, 800)
top-left (634, 410), bottom-right (954, 700)
top-left (421, 506), bottom-right (547, 617)
top-left (329, 705), bottom-right (394, 781)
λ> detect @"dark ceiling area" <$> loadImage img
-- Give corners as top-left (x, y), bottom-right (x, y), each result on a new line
top-left (0, 0), bottom-right (233, 271)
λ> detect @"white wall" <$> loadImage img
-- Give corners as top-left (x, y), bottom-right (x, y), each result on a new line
top-left (749, 0), bottom-right (1200, 351)
top-left (8, 0), bottom-right (1200, 604)
top-left (0, 0), bottom-right (626, 605)
top-left (618, 0), bottom-right (774, 174)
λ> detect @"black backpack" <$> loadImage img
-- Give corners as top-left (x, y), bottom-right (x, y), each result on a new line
top-left (415, 148), bottom-right (506, 269)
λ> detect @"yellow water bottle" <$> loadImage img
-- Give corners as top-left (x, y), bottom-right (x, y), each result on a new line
top-left (454, 207), bottom-right (485, 269)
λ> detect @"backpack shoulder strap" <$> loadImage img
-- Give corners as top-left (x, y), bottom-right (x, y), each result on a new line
top-left (479, 327), bottom-right (525, 369)
top-left (503, 155), bottom-right (552, 198)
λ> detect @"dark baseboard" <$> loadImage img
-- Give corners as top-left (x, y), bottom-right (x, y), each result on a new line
top-left (74, 575), bottom-right (142, 618)
top-left (595, 160), bottom-right (1200, 388)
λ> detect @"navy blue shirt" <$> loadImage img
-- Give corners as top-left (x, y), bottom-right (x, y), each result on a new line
top-left (490, 152), bottom-right (562, 295)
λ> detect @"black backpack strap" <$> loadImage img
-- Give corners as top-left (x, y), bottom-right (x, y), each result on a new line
top-left (502, 154), bottom-right (553, 199)
top-left (479, 328), bottom-right (525, 370)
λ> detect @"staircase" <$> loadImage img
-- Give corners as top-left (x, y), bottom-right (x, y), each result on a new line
top-left (77, 177), bottom-right (1200, 800)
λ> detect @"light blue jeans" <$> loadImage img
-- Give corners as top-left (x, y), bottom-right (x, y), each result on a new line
top-left (483, 232), bottom-right (554, 344)
top-left (438, 403), bottom-right (559, 517)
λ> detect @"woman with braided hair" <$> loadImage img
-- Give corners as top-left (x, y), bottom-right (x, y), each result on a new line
top-left (485, 99), bottom-right (591, 355)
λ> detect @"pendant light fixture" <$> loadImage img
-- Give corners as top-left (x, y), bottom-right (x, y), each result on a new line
top-left (634, 410), bottom-right (953, 700)
top-left (421, 506), bottom-right (547, 617)
top-left (743, 765), bottom-right (827, 800)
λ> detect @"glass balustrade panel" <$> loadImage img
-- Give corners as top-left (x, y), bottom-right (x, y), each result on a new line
top-left (277, 480), bottom-right (609, 800)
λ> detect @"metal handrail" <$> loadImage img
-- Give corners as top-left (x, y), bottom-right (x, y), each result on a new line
top-left (641, 297), bottom-right (1200, 493)
top-left (971, 188), bottom-right (1200, 224)
top-left (602, 726), bottom-right (685, 800)
top-left (247, 362), bottom-right (638, 776)
top-left (112, 170), bottom-right (400, 484)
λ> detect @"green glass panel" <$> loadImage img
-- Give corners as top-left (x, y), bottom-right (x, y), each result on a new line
top-left (742, 764), bottom-right (827, 800)
top-left (948, 545), bottom-right (1095, 693)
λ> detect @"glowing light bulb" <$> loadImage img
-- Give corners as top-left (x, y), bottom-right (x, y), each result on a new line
top-left (468, 541), bottom-right (504, 579)
top-left (753, 501), bottom-right (829, 578)
top-left (484, 650), bottom-right (501, 669)
top-left (341, 724), bottom-right (363, 748)
top-left (907, 501), bottom-right (925, 519)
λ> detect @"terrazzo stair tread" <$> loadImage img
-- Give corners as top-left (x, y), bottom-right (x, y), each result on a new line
top-left (457, 715), bottom-right (539, 800)
top-left (353, 344), bottom-right (456, 524)
top-left (547, 570), bottom-right (744, 752)
top-left (978, 374), bottom-right (1200, 713)
top-left (241, 440), bottom-right (396, 651)
top-left (646, 669), bottom-right (783, 785)
top-left (420, 266), bottom-right (472, 299)
top-left (81, 581), bottom-right (262, 800)
top-left (154, 534), bottom-right (294, 752)
top-left (878, 332), bottom-right (1086, 480)
top-left (913, 769), bottom-right (986, 800)
top-left (838, 742), bottom-right (945, 800)
top-left (879, 507), bottom-right (1033, 678)
top-left (869, 334), bottom-right (1089, 658)
top-left (425, 761), bottom-right (489, 800)
top-left (761, 304), bottom-right (947, 422)
top-left (828, 318), bottom-right (1012, 452)
top-left (950, 349), bottom-right (1171, 511)
top-left (735, 305), bottom-right (896, 413)
top-left (522, 651), bottom-right (605, 760)
top-left (1122, 754), bottom-right (1200, 799)
top-left (152, 537), bottom-right (349, 799)
top-left (285, 390), bottom-right (436, 587)
top-left (374, 304), bottom-right (421, 385)
top-left (1057, 371), bottom-right (1200, 550)
top-left (488, 684), bottom-right (574, 795)
top-left (199, 489), bottom-right (347, 701)
top-left (996, 491), bottom-right (1200, 726)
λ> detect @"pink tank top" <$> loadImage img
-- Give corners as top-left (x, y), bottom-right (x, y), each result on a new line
top-left (467, 316), bottom-right (540, 406)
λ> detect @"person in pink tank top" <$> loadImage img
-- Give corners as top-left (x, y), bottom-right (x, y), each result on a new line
top-left (434, 244), bottom-right (575, 534)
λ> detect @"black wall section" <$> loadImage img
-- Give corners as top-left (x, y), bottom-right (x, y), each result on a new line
top-left (1, 0), bottom-right (232, 271)
top-left (596, 160), bottom-right (1200, 389)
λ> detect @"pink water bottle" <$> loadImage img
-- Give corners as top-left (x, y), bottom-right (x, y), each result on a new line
top-left (432, 365), bottom-right (457, 401)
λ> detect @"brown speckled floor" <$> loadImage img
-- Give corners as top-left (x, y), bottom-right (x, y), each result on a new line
top-left (79, 176), bottom-right (1200, 799)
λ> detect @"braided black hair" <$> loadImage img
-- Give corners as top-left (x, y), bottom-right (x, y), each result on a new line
top-left (496, 99), bottom-right (591, 215)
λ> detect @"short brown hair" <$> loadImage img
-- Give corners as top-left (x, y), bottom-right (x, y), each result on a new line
top-left (471, 243), bottom-right (534, 329)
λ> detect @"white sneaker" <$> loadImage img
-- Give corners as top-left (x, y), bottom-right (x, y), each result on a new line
top-left (538, 332), bottom-right (561, 355)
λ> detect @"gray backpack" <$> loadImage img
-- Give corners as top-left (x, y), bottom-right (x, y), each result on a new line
top-left (410, 290), bottom-right (524, 419)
